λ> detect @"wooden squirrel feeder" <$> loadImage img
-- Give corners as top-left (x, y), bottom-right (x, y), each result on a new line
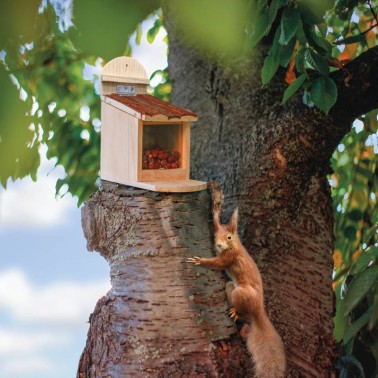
top-left (100, 56), bottom-right (207, 192)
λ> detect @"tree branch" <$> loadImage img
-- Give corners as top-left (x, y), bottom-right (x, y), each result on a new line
top-left (331, 45), bottom-right (378, 123)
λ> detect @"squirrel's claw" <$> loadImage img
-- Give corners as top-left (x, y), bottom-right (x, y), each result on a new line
top-left (186, 256), bottom-right (202, 265)
top-left (229, 307), bottom-right (238, 321)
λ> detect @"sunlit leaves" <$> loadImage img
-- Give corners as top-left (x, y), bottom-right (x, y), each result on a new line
top-left (150, 69), bottom-right (171, 102)
top-left (147, 16), bottom-right (164, 44)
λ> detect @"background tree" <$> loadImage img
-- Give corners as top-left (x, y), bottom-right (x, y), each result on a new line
top-left (1, 0), bottom-right (378, 376)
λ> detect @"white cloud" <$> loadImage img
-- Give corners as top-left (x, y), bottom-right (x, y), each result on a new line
top-left (0, 269), bottom-right (110, 328)
top-left (0, 175), bottom-right (75, 228)
top-left (0, 146), bottom-right (77, 229)
top-left (1, 356), bottom-right (55, 375)
top-left (0, 328), bottom-right (68, 355)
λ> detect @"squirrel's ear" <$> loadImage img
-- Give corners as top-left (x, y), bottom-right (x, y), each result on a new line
top-left (213, 210), bottom-right (221, 231)
top-left (229, 208), bottom-right (238, 233)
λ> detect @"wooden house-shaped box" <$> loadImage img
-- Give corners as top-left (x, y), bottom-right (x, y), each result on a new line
top-left (100, 56), bottom-right (207, 192)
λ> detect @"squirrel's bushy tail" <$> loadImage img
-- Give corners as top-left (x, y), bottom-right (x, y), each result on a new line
top-left (247, 317), bottom-right (286, 378)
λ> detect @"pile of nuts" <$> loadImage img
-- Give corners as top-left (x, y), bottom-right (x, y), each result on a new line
top-left (142, 147), bottom-right (181, 169)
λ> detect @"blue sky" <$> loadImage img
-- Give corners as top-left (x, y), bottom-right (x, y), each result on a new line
top-left (0, 15), bottom-right (167, 378)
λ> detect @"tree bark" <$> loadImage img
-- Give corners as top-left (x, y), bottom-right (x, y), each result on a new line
top-left (161, 4), bottom-right (374, 376)
top-left (77, 181), bottom-right (251, 377)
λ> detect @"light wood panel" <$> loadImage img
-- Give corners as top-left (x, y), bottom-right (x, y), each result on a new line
top-left (101, 57), bottom-right (149, 95)
top-left (100, 102), bottom-right (139, 183)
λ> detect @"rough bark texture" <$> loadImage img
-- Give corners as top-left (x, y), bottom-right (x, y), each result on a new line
top-left (161, 4), bottom-right (363, 376)
top-left (77, 182), bottom-right (251, 377)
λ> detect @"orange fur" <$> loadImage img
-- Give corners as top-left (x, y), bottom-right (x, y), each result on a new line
top-left (188, 209), bottom-right (286, 378)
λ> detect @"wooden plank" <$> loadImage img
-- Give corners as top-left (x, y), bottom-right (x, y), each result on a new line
top-left (144, 114), bottom-right (197, 122)
top-left (102, 96), bottom-right (143, 119)
top-left (99, 177), bottom-right (207, 192)
top-left (100, 57), bottom-right (149, 95)
top-left (140, 168), bottom-right (188, 182)
top-left (100, 103), bottom-right (138, 183)
top-left (137, 120), bottom-right (143, 181)
top-left (101, 74), bottom-right (149, 84)
top-left (182, 122), bottom-right (190, 173)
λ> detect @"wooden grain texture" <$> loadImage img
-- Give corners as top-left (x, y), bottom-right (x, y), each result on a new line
top-left (77, 182), bottom-right (251, 377)
top-left (101, 56), bottom-right (149, 90)
top-left (101, 102), bottom-right (139, 183)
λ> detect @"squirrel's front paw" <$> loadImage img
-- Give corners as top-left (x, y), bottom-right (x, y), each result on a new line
top-left (229, 307), bottom-right (239, 321)
top-left (186, 256), bottom-right (202, 265)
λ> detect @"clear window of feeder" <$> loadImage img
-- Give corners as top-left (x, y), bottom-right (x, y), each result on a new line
top-left (142, 123), bottom-right (183, 170)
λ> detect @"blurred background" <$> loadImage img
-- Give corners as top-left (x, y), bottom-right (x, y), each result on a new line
top-left (0, 7), bottom-right (167, 377)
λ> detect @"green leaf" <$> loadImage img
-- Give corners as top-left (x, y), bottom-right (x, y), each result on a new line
top-left (368, 286), bottom-right (378, 330)
top-left (257, 0), bottom-right (268, 12)
top-left (279, 34), bottom-right (296, 67)
top-left (269, 0), bottom-right (280, 24)
top-left (135, 23), bottom-right (143, 45)
top-left (335, 34), bottom-right (366, 45)
top-left (344, 265), bottom-right (378, 315)
top-left (282, 74), bottom-right (307, 104)
top-left (310, 76), bottom-right (337, 113)
top-left (304, 24), bottom-right (332, 55)
top-left (351, 251), bottom-right (376, 275)
top-left (305, 49), bottom-right (330, 75)
top-left (344, 226), bottom-right (357, 241)
top-left (348, 209), bottom-right (364, 221)
top-left (279, 8), bottom-right (301, 45)
top-left (261, 27), bottom-right (281, 85)
top-left (295, 47), bottom-right (307, 73)
top-left (246, 0), bottom-right (279, 49)
top-left (343, 308), bottom-right (371, 344)
top-left (147, 18), bottom-right (162, 44)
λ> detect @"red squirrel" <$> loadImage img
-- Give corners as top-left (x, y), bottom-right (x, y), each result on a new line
top-left (187, 209), bottom-right (286, 378)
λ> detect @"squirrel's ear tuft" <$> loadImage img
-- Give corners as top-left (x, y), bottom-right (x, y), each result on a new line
top-left (213, 210), bottom-right (221, 231)
top-left (229, 208), bottom-right (238, 233)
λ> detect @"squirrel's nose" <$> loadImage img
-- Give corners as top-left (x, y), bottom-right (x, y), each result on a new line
top-left (217, 244), bottom-right (222, 248)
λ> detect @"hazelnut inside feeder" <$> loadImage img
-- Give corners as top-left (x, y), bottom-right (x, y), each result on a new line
top-left (100, 56), bottom-right (207, 192)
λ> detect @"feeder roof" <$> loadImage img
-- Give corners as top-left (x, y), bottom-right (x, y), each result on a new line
top-left (103, 93), bottom-right (198, 122)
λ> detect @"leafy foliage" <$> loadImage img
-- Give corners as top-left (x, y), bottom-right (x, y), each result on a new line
top-left (246, 0), bottom-right (377, 113)
top-left (331, 110), bottom-right (378, 377)
top-left (0, 0), bottom-right (158, 204)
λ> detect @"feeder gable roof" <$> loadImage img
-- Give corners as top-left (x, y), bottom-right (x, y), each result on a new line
top-left (103, 93), bottom-right (198, 122)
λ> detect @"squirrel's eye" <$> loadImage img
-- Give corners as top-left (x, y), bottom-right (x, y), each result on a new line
top-left (227, 234), bottom-right (232, 240)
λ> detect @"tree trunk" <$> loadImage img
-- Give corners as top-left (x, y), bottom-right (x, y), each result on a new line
top-left (163, 5), bottom-right (340, 377)
top-left (77, 181), bottom-right (251, 377)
